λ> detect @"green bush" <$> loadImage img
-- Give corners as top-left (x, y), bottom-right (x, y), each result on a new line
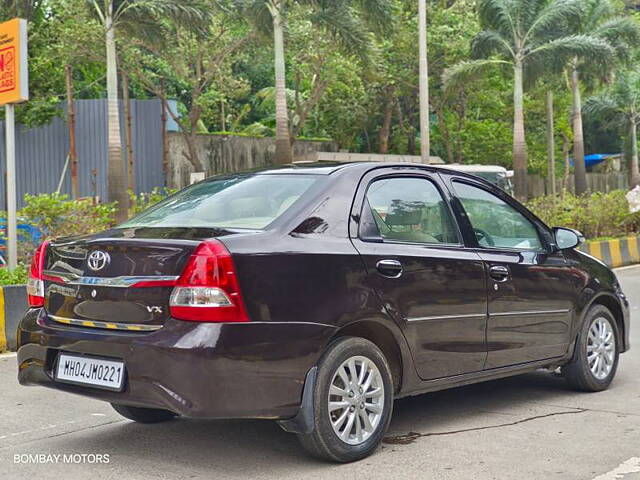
top-left (14, 193), bottom-right (116, 266)
top-left (20, 193), bottom-right (116, 239)
top-left (526, 190), bottom-right (640, 240)
top-left (129, 188), bottom-right (177, 215)
top-left (0, 264), bottom-right (28, 285)
top-left (0, 191), bottom-right (180, 286)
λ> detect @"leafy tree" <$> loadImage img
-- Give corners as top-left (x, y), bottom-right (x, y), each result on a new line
top-left (0, 0), bottom-right (103, 127)
top-left (122, 8), bottom-right (253, 172)
top-left (86, 0), bottom-right (208, 222)
top-left (418, 0), bottom-right (430, 160)
top-left (444, 0), bottom-right (613, 200)
top-left (239, 0), bottom-right (393, 163)
top-left (565, 0), bottom-right (639, 195)
top-left (585, 69), bottom-right (640, 187)
top-left (428, 0), bottom-right (482, 162)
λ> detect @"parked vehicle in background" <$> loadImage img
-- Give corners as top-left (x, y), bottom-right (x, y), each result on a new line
top-left (444, 164), bottom-right (514, 194)
top-left (17, 162), bottom-right (629, 462)
top-left (0, 220), bottom-right (43, 267)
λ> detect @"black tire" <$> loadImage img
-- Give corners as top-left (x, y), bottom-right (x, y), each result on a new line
top-left (296, 337), bottom-right (394, 463)
top-left (563, 305), bottom-right (620, 392)
top-left (111, 403), bottom-right (177, 424)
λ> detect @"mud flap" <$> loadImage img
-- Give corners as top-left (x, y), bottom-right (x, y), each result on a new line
top-left (277, 366), bottom-right (317, 434)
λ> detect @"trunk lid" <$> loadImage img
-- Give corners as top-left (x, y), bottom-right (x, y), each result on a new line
top-left (43, 227), bottom-right (237, 329)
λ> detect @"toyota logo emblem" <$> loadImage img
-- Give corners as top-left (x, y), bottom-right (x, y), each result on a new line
top-left (87, 250), bottom-right (111, 271)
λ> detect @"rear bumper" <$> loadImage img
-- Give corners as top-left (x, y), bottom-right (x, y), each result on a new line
top-left (17, 308), bottom-right (336, 419)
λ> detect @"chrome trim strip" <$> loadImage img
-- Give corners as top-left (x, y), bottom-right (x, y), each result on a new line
top-left (406, 309), bottom-right (571, 323)
top-left (43, 270), bottom-right (79, 281)
top-left (43, 272), bottom-right (179, 288)
top-left (490, 309), bottom-right (571, 317)
top-left (49, 315), bottom-right (162, 332)
top-left (407, 313), bottom-right (487, 323)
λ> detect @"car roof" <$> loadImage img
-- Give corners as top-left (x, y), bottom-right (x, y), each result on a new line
top-left (201, 161), bottom-right (500, 190)
top-left (265, 161), bottom-right (498, 182)
top-left (246, 161), bottom-right (477, 175)
top-left (443, 164), bottom-right (508, 173)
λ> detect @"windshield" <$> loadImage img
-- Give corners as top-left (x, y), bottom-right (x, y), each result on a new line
top-left (121, 174), bottom-right (320, 229)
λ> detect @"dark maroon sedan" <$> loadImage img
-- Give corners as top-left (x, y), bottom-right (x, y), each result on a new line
top-left (17, 162), bottom-right (630, 462)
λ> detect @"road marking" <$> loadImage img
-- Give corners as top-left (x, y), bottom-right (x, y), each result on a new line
top-left (0, 420), bottom-right (77, 441)
top-left (0, 287), bottom-right (6, 352)
top-left (590, 242), bottom-right (603, 262)
top-left (0, 351), bottom-right (17, 358)
top-left (593, 458), bottom-right (640, 480)
top-left (628, 237), bottom-right (640, 263)
top-left (0, 416), bottom-right (111, 446)
top-left (610, 239), bottom-right (623, 267)
top-left (614, 264), bottom-right (640, 272)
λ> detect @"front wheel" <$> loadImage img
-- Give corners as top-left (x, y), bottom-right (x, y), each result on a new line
top-left (296, 337), bottom-right (394, 463)
top-left (563, 305), bottom-right (620, 392)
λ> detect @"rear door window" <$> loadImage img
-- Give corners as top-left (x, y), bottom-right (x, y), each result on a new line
top-left (121, 175), bottom-right (319, 230)
top-left (363, 177), bottom-right (459, 244)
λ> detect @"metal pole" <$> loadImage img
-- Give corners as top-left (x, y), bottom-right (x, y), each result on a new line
top-left (5, 104), bottom-right (17, 270)
top-left (418, 0), bottom-right (430, 164)
top-left (57, 154), bottom-right (71, 194)
top-left (160, 80), bottom-right (168, 186)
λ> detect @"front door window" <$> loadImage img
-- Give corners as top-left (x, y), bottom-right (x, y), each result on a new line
top-left (453, 181), bottom-right (542, 251)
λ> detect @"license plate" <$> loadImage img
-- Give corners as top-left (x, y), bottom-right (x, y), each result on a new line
top-left (55, 353), bottom-right (126, 391)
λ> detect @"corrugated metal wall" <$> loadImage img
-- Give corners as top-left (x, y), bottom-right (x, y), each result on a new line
top-left (0, 99), bottom-right (164, 209)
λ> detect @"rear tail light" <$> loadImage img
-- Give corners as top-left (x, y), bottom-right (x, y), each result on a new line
top-left (27, 241), bottom-right (49, 307)
top-left (169, 239), bottom-right (249, 322)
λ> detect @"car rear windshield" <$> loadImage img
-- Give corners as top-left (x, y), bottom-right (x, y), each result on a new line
top-left (121, 174), bottom-right (319, 229)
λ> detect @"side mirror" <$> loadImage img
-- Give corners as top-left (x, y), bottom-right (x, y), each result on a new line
top-left (553, 227), bottom-right (585, 250)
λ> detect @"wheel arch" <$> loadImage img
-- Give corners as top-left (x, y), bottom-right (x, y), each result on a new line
top-left (579, 291), bottom-right (627, 352)
top-left (329, 319), bottom-right (411, 394)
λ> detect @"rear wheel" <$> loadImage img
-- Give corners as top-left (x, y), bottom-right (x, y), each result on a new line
top-left (111, 403), bottom-right (177, 423)
top-left (563, 305), bottom-right (620, 392)
top-left (297, 337), bottom-right (394, 463)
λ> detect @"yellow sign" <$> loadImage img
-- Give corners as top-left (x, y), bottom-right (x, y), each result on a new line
top-left (0, 18), bottom-right (28, 105)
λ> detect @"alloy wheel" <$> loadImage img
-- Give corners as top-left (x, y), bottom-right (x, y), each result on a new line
top-left (327, 355), bottom-right (385, 445)
top-left (587, 317), bottom-right (616, 380)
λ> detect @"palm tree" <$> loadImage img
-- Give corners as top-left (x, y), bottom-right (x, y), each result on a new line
top-left (265, 1), bottom-right (291, 164)
top-left (87, 0), bottom-right (207, 222)
top-left (242, 0), bottom-right (392, 164)
top-left (418, 0), bottom-right (430, 162)
top-left (585, 70), bottom-right (640, 188)
top-left (565, 0), bottom-right (639, 195)
top-left (443, 0), bottom-right (613, 200)
top-left (546, 89), bottom-right (556, 196)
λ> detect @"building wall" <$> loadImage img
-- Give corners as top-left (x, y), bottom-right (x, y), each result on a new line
top-left (167, 133), bottom-right (338, 188)
top-left (0, 99), bottom-right (164, 209)
top-left (526, 172), bottom-right (629, 198)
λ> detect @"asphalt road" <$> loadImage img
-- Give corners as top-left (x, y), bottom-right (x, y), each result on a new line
top-left (2, 266), bottom-right (640, 480)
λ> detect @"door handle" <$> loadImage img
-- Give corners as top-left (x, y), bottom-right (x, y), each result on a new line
top-left (489, 265), bottom-right (510, 282)
top-left (376, 259), bottom-right (403, 278)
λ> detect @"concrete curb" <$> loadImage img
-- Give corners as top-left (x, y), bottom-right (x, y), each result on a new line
top-left (579, 236), bottom-right (640, 268)
top-left (0, 285), bottom-right (27, 353)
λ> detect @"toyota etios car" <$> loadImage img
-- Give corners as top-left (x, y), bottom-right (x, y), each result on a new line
top-left (18, 162), bottom-right (629, 462)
